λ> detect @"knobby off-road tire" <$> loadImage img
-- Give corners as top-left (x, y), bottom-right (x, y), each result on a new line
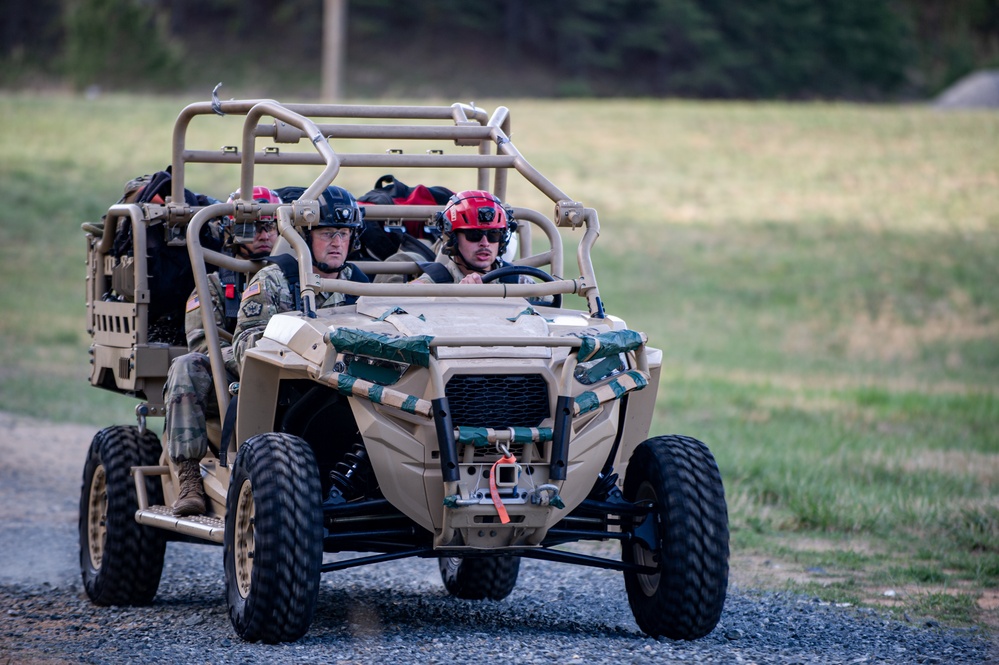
top-left (439, 555), bottom-right (521, 600)
top-left (79, 425), bottom-right (166, 605)
top-left (622, 435), bottom-right (729, 640)
top-left (224, 433), bottom-right (323, 643)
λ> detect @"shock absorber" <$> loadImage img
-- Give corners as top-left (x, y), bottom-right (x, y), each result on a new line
top-left (588, 470), bottom-right (622, 502)
top-left (327, 443), bottom-right (373, 504)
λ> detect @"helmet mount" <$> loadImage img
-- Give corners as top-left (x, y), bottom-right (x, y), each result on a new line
top-left (225, 186), bottom-right (281, 259)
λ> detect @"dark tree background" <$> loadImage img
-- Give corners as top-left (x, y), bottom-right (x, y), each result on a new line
top-left (3, 0), bottom-right (997, 99)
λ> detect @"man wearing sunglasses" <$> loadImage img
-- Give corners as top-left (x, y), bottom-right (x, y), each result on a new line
top-left (165, 186), bottom-right (281, 516)
top-left (414, 190), bottom-right (519, 285)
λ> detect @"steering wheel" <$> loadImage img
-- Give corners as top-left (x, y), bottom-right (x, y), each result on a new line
top-left (480, 265), bottom-right (562, 308)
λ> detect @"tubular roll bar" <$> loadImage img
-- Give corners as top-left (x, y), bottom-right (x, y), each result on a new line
top-left (175, 99), bottom-right (609, 407)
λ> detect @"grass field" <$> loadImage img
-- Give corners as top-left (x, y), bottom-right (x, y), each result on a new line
top-left (1, 92), bottom-right (996, 629)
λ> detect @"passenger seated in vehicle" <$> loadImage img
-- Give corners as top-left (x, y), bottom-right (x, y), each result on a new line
top-left (232, 185), bottom-right (370, 366)
top-left (412, 190), bottom-right (520, 285)
top-left (164, 186), bottom-right (280, 516)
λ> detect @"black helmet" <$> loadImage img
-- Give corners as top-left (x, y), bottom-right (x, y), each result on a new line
top-left (314, 185), bottom-right (363, 252)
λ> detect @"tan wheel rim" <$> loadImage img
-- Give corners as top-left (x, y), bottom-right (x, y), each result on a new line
top-left (87, 465), bottom-right (107, 570)
top-left (633, 481), bottom-right (661, 596)
top-left (233, 479), bottom-right (255, 599)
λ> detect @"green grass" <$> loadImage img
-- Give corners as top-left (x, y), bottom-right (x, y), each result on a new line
top-left (1, 92), bottom-right (997, 629)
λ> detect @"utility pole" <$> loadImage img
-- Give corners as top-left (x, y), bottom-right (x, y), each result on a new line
top-left (321, 0), bottom-right (348, 101)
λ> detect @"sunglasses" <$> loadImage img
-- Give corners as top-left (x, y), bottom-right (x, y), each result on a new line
top-left (460, 229), bottom-right (504, 243)
top-left (314, 229), bottom-right (351, 242)
top-left (232, 220), bottom-right (277, 238)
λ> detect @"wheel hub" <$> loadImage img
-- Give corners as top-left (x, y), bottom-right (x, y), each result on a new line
top-left (87, 465), bottom-right (107, 569)
top-left (633, 480), bottom-right (661, 596)
top-left (233, 479), bottom-right (255, 598)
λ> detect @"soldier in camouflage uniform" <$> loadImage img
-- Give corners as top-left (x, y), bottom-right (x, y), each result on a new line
top-left (233, 185), bottom-right (370, 367)
top-left (164, 186), bottom-right (281, 516)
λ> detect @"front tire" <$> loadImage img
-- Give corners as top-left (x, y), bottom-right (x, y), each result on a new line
top-left (622, 435), bottom-right (729, 640)
top-left (439, 555), bottom-right (520, 600)
top-left (224, 433), bottom-right (323, 643)
top-left (79, 425), bottom-right (165, 605)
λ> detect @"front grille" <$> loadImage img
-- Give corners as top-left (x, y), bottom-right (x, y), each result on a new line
top-left (445, 374), bottom-right (550, 428)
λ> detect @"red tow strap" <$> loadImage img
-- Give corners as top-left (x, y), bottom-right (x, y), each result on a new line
top-left (489, 451), bottom-right (517, 524)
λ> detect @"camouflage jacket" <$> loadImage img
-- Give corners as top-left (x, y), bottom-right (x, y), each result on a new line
top-left (233, 262), bottom-right (367, 367)
top-left (183, 271), bottom-right (240, 377)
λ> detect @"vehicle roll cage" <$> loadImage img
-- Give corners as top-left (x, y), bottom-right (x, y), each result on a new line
top-left (168, 99), bottom-right (603, 307)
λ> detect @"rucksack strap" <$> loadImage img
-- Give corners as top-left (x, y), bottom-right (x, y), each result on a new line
top-left (264, 254), bottom-right (302, 312)
top-left (416, 261), bottom-right (521, 284)
top-left (418, 262), bottom-right (453, 283)
top-left (398, 233), bottom-right (436, 261)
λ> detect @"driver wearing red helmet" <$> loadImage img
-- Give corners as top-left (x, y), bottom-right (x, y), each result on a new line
top-left (413, 190), bottom-right (518, 284)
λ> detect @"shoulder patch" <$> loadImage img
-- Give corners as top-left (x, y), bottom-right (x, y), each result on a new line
top-left (241, 282), bottom-right (261, 300)
top-left (241, 301), bottom-right (263, 318)
top-left (185, 295), bottom-right (200, 313)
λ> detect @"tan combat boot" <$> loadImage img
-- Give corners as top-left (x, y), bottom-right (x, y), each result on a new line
top-left (172, 458), bottom-right (206, 516)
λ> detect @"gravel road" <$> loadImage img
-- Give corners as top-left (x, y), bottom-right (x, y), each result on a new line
top-left (0, 411), bottom-right (993, 664)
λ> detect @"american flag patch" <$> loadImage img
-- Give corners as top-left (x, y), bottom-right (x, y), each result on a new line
top-left (241, 282), bottom-right (261, 299)
top-left (185, 295), bottom-right (200, 312)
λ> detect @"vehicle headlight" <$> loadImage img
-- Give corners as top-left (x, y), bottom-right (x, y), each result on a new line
top-left (337, 354), bottom-right (409, 386)
top-left (573, 353), bottom-right (626, 385)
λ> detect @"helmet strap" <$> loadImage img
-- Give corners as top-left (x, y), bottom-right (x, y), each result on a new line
top-left (313, 258), bottom-right (345, 275)
top-left (454, 249), bottom-right (490, 275)
top-left (239, 247), bottom-right (271, 261)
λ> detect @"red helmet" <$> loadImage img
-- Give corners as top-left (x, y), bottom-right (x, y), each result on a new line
top-left (226, 186), bottom-right (281, 245)
top-left (437, 190), bottom-right (513, 257)
top-left (438, 190), bottom-right (508, 234)
top-left (228, 186), bottom-right (282, 221)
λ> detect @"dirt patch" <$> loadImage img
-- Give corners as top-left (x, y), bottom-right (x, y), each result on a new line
top-left (867, 448), bottom-right (999, 488)
top-left (731, 553), bottom-right (850, 589)
top-left (729, 543), bottom-right (999, 633)
top-left (979, 589), bottom-right (999, 611)
top-left (840, 305), bottom-right (999, 365)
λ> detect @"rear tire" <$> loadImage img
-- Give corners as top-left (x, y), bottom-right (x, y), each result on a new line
top-left (224, 433), bottom-right (323, 643)
top-left (622, 435), bottom-right (729, 640)
top-left (439, 555), bottom-right (520, 600)
top-left (79, 425), bottom-right (165, 605)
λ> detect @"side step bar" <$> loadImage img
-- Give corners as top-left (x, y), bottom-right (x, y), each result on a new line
top-left (131, 465), bottom-right (225, 544)
top-left (135, 505), bottom-right (225, 543)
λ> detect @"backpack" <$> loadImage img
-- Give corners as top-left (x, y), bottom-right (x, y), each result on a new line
top-left (356, 175), bottom-right (452, 261)
top-left (109, 167), bottom-right (222, 344)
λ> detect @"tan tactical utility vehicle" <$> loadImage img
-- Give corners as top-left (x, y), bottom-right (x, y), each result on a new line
top-left (80, 97), bottom-right (729, 643)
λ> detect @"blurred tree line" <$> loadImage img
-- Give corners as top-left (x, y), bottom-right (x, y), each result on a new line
top-left (4, 0), bottom-right (997, 99)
